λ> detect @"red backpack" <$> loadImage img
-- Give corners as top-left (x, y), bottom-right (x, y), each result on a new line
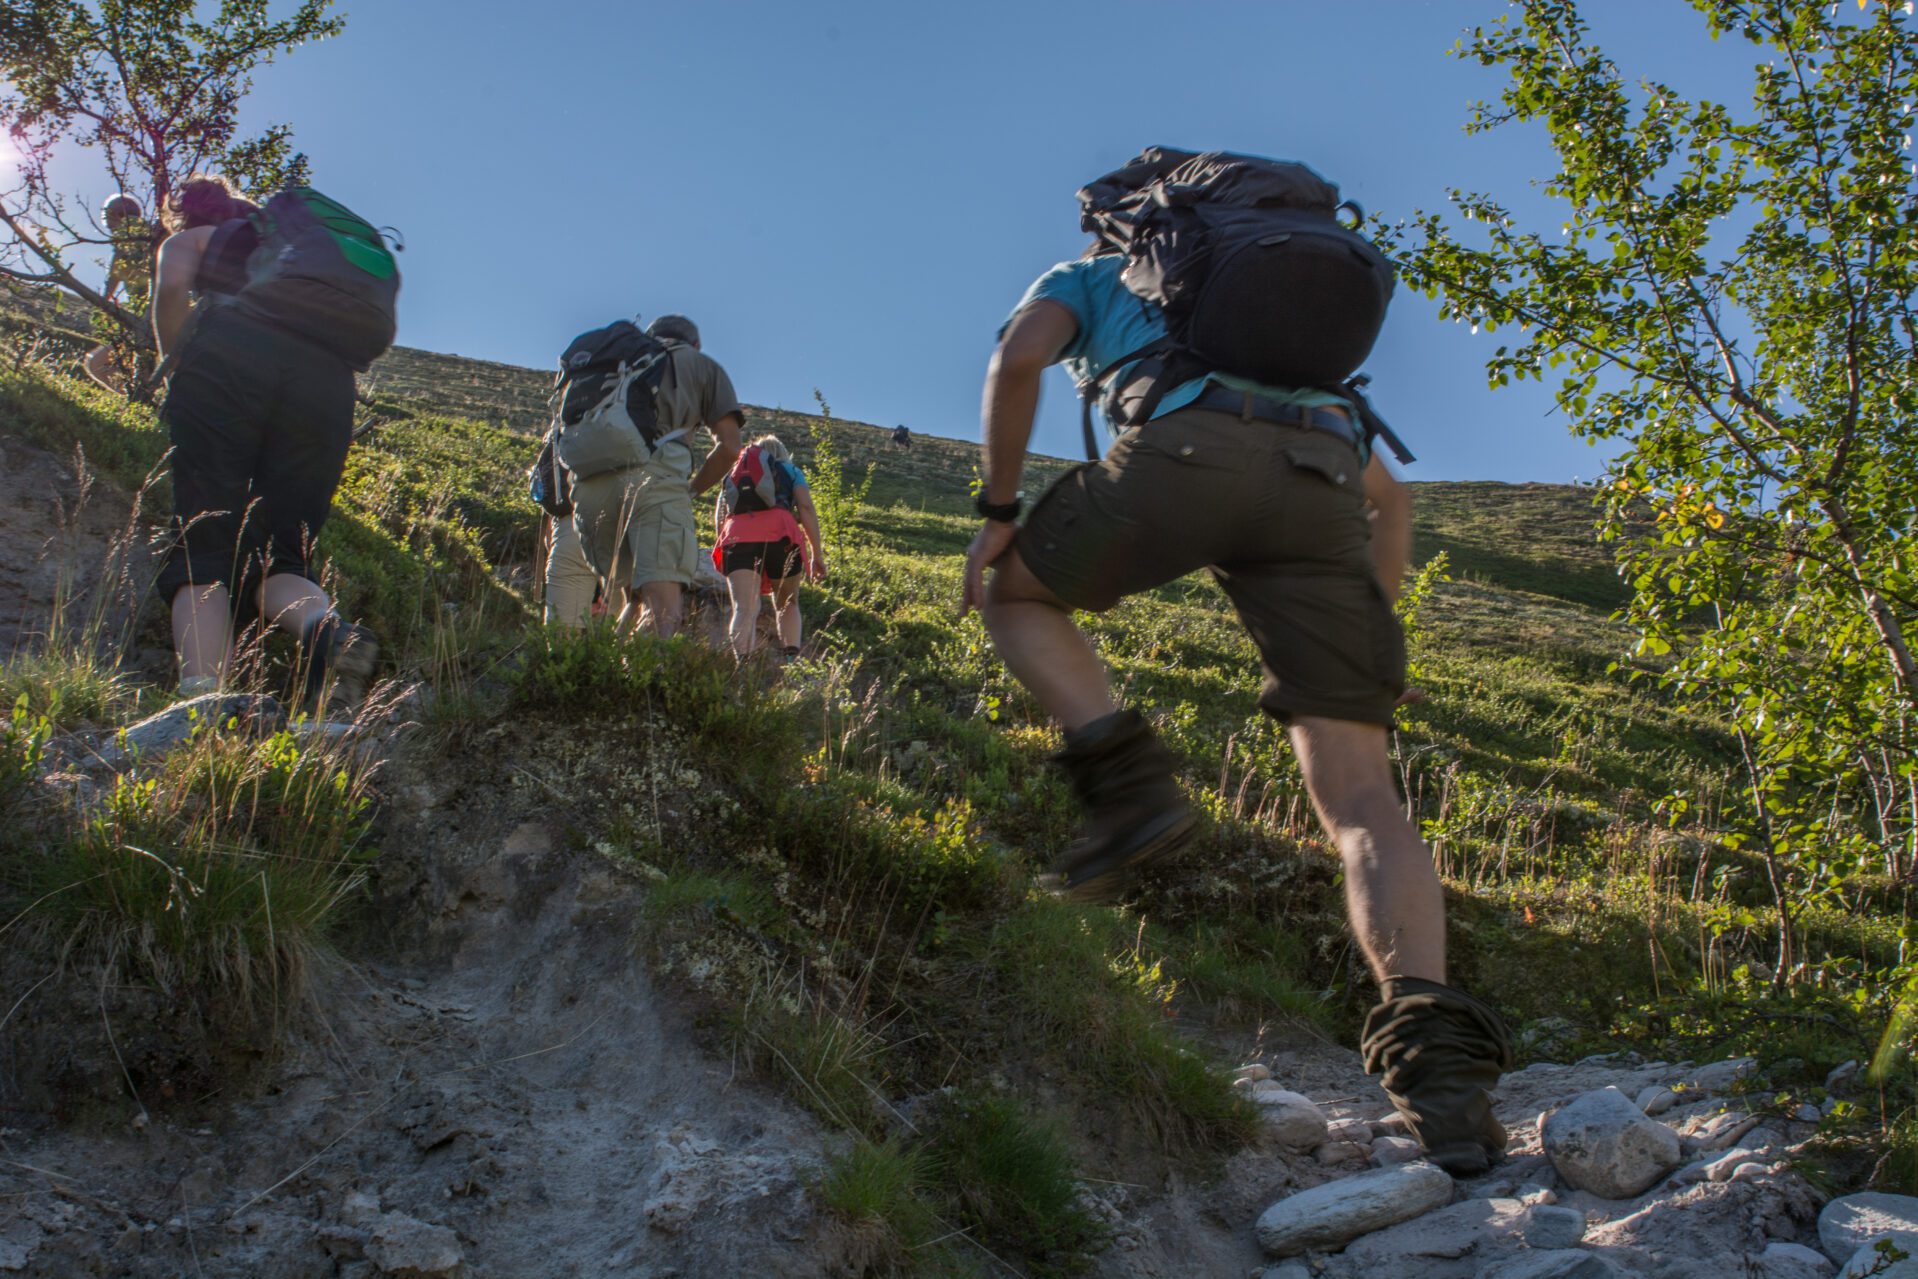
top-left (723, 445), bottom-right (796, 515)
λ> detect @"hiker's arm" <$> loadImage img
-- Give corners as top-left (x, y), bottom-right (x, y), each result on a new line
top-left (980, 299), bottom-right (1076, 504)
top-left (962, 300), bottom-right (1077, 614)
top-left (794, 485), bottom-right (826, 580)
top-left (152, 229), bottom-right (209, 360)
top-left (690, 412), bottom-right (743, 496)
top-left (1363, 454), bottom-right (1412, 605)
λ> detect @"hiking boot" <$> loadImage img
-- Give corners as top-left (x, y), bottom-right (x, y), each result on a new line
top-left (1043, 709), bottom-right (1196, 903)
top-left (1359, 976), bottom-right (1516, 1177)
top-left (301, 616), bottom-right (381, 716)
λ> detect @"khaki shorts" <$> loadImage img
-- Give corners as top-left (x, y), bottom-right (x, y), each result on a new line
top-left (1015, 407), bottom-right (1406, 726)
top-left (571, 472), bottom-right (699, 591)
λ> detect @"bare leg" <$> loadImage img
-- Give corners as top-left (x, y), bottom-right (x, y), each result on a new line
top-left (636, 581), bottom-right (684, 640)
top-left (1290, 715), bottom-right (1445, 984)
top-left (614, 589), bottom-right (641, 633)
top-left (171, 583), bottom-right (233, 683)
top-left (259, 574), bottom-right (332, 637)
top-left (979, 547), bottom-right (1113, 733)
top-left (771, 575), bottom-right (802, 651)
top-left (726, 569), bottom-right (763, 657)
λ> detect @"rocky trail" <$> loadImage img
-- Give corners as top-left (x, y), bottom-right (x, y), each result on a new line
top-left (0, 436), bottom-right (1904, 1277)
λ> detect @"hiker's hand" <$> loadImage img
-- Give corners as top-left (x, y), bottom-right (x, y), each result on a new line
top-left (1396, 686), bottom-right (1428, 708)
top-left (808, 556), bottom-right (827, 583)
top-left (962, 520), bottom-right (1016, 616)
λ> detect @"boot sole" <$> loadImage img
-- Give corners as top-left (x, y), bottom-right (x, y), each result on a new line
top-left (1051, 811), bottom-right (1198, 904)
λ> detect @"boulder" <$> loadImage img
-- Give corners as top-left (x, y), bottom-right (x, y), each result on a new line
top-left (1483, 1250), bottom-right (1623, 1279)
top-left (103, 692), bottom-right (285, 765)
top-left (1704, 1148), bottom-right (1759, 1183)
top-left (1337, 1197), bottom-right (1531, 1277)
top-left (1838, 1238), bottom-right (1918, 1278)
top-left (1250, 1088), bottom-right (1330, 1152)
top-left (1755, 1241), bottom-right (1836, 1279)
top-left (1635, 1085), bottom-right (1679, 1117)
top-left (1542, 1087), bottom-right (1684, 1199)
top-left (1370, 1135), bottom-right (1424, 1167)
top-left (1316, 1141), bottom-right (1367, 1166)
top-left (1521, 1204), bottom-right (1587, 1250)
top-left (1255, 1161), bottom-right (1455, 1257)
top-left (1688, 1057), bottom-right (1759, 1093)
top-left (1820, 1194), bottom-right (1918, 1266)
top-left (1236, 1063), bottom-right (1273, 1083)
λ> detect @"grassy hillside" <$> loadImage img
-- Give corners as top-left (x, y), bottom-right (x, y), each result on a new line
top-left (2, 307), bottom-right (1910, 1272)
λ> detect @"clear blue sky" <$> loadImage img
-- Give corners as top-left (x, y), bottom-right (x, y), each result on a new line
top-left (59, 1), bottom-right (1772, 478)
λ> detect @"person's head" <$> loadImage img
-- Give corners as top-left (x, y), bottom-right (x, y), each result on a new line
top-left (164, 175), bottom-right (256, 233)
top-left (102, 194), bottom-right (144, 230)
top-left (750, 434), bottom-right (791, 463)
top-left (647, 314), bottom-right (700, 348)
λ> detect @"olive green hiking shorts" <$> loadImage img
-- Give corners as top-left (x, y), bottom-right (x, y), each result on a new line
top-left (1015, 407), bottom-right (1406, 726)
top-left (571, 472), bottom-right (699, 591)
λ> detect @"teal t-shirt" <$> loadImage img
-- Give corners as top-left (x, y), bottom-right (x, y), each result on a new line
top-left (1006, 255), bottom-right (1359, 454)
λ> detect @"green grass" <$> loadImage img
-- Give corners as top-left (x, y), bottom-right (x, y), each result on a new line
top-left (14, 716), bottom-right (376, 1029)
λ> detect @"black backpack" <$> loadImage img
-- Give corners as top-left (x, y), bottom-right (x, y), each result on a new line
top-left (1076, 147), bottom-right (1411, 463)
top-left (549, 320), bottom-right (683, 479)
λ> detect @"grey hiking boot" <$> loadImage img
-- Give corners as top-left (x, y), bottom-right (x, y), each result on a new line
top-left (301, 616), bottom-right (381, 717)
top-left (1359, 977), bottom-right (1516, 1177)
top-left (1043, 709), bottom-right (1196, 903)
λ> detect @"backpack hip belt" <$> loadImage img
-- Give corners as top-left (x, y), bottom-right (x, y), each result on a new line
top-left (1186, 384), bottom-right (1360, 450)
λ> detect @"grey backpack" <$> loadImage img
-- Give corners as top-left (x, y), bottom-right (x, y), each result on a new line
top-left (550, 320), bottom-right (685, 479)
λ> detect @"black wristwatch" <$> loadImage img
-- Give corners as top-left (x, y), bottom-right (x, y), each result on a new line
top-left (974, 492), bottom-right (1024, 523)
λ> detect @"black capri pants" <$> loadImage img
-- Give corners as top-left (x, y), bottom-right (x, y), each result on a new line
top-left (156, 307), bottom-right (355, 605)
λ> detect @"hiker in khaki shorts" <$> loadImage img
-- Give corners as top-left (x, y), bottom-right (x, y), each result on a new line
top-left (962, 150), bottom-right (1513, 1177)
top-left (570, 314), bottom-right (743, 638)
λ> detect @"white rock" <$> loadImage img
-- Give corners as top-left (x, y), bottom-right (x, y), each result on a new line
top-left (1521, 1203), bottom-right (1586, 1249)
top-left (1369, 1134), bottom-right (1424, 1167)
top-left (1757, 1241), bottom-right (1836, 1279)
top-left (1689, 1056), bottom-right (1759, 1093)
top-left (1730, 1162), bottom-right (1771, 1184)
top-left (1326, 1118), bottom-right (1373, 1146)
top-left (1706, 1148), bottom-right (1759, 1183)
top-left (365, 1213), bottom-right (463, 1277)
top-left (1827, 1060), bottom-right (1861, 1091)
top-left (1254, 1161), bottom-right (1455, 1257)
top-left (1236, 1063), bottom-right (1273, 1083)
top-left (1483, 1249), bottom-right (1624, 1279)
top-left (1838, 1237), bottom-right (1918, 1278)
top-left (1316, 1141), bottom-right (1367, 1166)
top-left (1696, 1114), bottom-right (1761, 1153)
top-left (1253, 1089), bottom-right (1331, 1153)
top-left (1670, 1158), bottom-right (1713, 1186)
top-left (1635, 1085), bottom-right (1679, 1116)
top-left (1542, 1087), bottom-right (1685, 1199)
top-left (1518, 1185), bottom-right (1560, 1206)
top-left (1821, 1194), bottom-right (1918, 1266)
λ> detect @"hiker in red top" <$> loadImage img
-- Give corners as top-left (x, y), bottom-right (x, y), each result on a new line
top-left (712, 435), bottom-right (824, 660)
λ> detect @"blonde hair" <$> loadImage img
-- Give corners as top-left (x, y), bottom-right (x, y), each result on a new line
top-left (751, 434), bottom-right (791, 462)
